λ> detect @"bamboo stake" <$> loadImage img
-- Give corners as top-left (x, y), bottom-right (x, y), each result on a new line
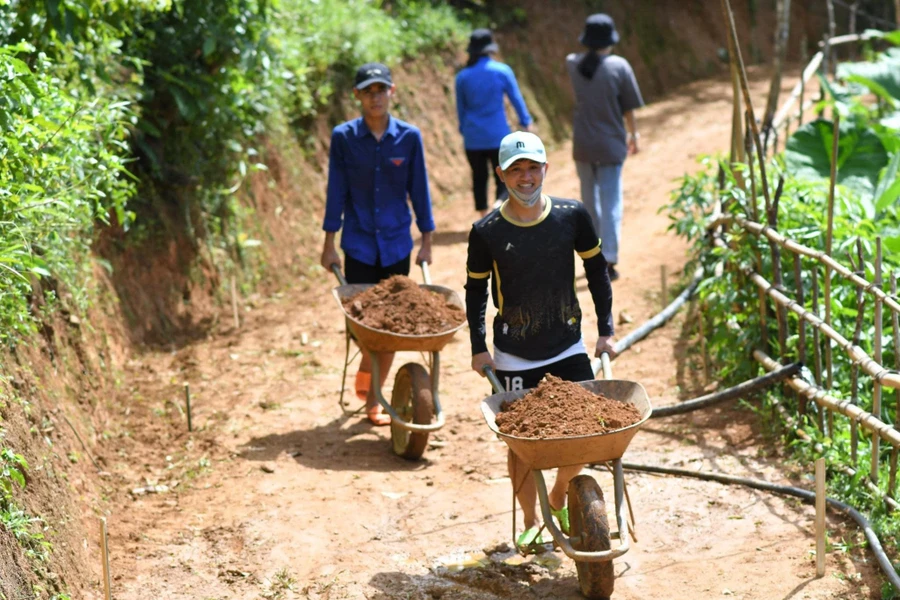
top-left (812, 267), bottom-right (825, 432)
top-left (816, 457), bottom-right (826, 577)
top-left (709, 214), bottom-right (900, 317)
top-left (890, 447), bottom-right (898, 501)
top-left (794, 252), bottom-right (807, 416)
top-left (849, 240), bottom-right (865, 463)
top-left (100, 517), bottom-right (112, 600)
top-left (744, 114), bottom-right (768, 349)
top-left (892, 272), bottom-right (900, 435)
top-left (825, 114), bottom-right (840, 391)
top-left (184, 383), bottom-right (193, 433)
top-left (872, 238), bottom-right (884, 485)
top-left (721, 0), bottom-right (773, 212)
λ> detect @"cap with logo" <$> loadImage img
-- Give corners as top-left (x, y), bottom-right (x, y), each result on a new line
top-left (354, 63), bottom-right (393, 90)
top-left (498, 131), bottom-right (547, 170)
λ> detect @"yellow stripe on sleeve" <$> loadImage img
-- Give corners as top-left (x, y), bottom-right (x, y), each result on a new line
top-left (577, 243), bottom-right (602, 259)
top-left (467, 269), bottom-right (491, 280)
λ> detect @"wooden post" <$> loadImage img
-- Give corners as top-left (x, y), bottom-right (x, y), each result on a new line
top-left (871, 238), bottom-right (884, 485)
top-left (100, 517), bottom-right (112, 600)
top-left (721, 0), bottom-right (773, 215)
top-left (815, 457), bottom-right (826, 577)
top-left (849, 240), bottom-right (865, 463)
top-left (698, 307), bottom-right (709, 386)
top-left (824, 115), bottom-right (839, 391)
top-left (890, 446), bottom-right (898, 501)
top-left (184, 383), bottom-right (193, 433)
top-left (812, 267), bottom-right (825, 433)
top-left (892, 272), bottom-right (900, 437)
top-left (793, 252), bottom-right (807, 416)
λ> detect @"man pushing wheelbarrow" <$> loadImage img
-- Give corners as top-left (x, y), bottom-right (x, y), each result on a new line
top-left (465, 131), bottom-right (617, 550)
top-left (320, 61), bottom-right (435, 426)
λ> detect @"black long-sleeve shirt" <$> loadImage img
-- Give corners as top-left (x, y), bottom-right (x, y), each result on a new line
top-left (465, 196), bottom-right (613, 360)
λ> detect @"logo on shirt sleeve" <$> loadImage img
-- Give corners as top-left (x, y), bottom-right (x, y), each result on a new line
top-left (390, 157), bottom-right (405, 166)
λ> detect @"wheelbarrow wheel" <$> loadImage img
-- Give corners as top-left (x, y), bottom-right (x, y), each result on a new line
top-left (390, 363), bottom-right (433, 460)
top-left (568, 474), bottom-right (614, 599)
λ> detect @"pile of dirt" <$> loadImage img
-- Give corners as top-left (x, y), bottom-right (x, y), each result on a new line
top-left (496, 375), bottom-right (642, 438)
top-left (343, 275), bottom-right (466, 335)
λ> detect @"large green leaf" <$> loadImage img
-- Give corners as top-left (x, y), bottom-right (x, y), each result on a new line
top-left (784, 118), bottom-right (889, 198)
top-left (875, 151), bottom-right (900, 213)
top-left (838, 55), bottom-right (900, 101)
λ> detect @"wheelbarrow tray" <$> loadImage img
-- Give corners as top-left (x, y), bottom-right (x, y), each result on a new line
top-left (481, 379), bottom-right (652, 470)
top-left (332, 283), bottom-right (466, 353)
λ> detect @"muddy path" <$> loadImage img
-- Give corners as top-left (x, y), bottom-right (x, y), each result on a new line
top-left (96, 70), bottom-right (882, 599)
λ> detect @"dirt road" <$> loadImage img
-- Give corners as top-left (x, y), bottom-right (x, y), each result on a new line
top-left (99, 70), bottom-right (882, 599)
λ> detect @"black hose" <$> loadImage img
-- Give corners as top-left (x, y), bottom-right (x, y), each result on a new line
top-left (650, 362), bottom-right (802, 418)
top-left (605, 462), bottom-right (900, 589)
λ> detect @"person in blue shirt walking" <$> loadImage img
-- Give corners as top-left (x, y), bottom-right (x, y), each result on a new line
top-left (320, 62), bottom-right (435, 426)
top-left (455, 29), bottom-right (533, 218)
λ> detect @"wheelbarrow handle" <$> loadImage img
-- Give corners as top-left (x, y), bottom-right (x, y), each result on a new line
top-left (482, 365), bottom-right (506, 394)
top-left (330, 263), bottom-right (348, 286)
top-left (591, 351), bottom-right (614, 380)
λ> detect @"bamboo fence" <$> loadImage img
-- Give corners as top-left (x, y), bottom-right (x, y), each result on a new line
top-left (716, 0), bottom-right (900, 506)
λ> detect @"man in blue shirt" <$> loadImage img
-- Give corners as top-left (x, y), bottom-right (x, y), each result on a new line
top-left (320, 62), bottom-right (435, 426)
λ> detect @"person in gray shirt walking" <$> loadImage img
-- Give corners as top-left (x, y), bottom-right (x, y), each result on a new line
top-left (566, 13), bottom-right (643, 281)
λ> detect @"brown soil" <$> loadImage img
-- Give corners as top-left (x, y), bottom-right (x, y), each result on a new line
top-left (343, 275), bottom-right (466, 335)
top-left (496, 375), bottom-right (642, 438)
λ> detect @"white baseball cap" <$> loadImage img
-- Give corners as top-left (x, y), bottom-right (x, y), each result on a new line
top-left (498, 131), bottom-right (547, 170)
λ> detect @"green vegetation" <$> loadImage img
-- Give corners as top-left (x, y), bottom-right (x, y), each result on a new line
top-left (665, 32), bottom-right (900, 591)
top-left (0, 1), bottom-right (468, 597)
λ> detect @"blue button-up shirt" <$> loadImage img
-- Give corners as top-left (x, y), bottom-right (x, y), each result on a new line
top-left (455, 57), bottom-right (532, 150)
top-left (323, 116), bottom-right (435, 267)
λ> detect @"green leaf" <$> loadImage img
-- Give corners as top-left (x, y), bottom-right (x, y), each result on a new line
top-left (838, 57), bottom-right (900, 101)
top-left (202, 37), bottom-right (217, 58)
top-left (784, 119), bottom-right (889, 197)
top-left (875, 151), bottom-right (900, 212)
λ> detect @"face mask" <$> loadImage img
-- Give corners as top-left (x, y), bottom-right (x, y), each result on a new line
top-left (508, 184), bottom-right (543, 207)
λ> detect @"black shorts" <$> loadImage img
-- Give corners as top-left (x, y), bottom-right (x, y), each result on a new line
top-left (344, 253), bottom-right (411, 284)
top-left (494, 353), bottom-right (594, 393)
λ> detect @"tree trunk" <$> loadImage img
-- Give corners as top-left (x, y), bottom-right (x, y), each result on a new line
top-left (762, 0), bottom-right (791, 152)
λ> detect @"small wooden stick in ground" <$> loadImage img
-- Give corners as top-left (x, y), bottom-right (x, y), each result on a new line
top-left (815, 457), bottom-right (826, 577)
top-left (100, 517), bottom-right (112, 600)
top-left (184, 383), bottom-right (193, 432)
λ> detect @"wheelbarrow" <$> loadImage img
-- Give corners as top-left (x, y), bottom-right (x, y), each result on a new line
top-left (331, 262), bottom-right (466, 460)
top-left (480, 354), bottom-right (652, 599)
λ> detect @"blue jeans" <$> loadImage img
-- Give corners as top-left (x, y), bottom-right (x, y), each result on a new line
top-left (575, 161), bottom-right (623, 265)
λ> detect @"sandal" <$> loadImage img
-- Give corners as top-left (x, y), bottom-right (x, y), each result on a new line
top-left (355, 371), bottom-right (372, 402)
top-left (366, 404), bottom-right (391, 426)
top-left (516, 526), bottom-right (545, 551)
top-left (551, 506), bottom-right (570, 535)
